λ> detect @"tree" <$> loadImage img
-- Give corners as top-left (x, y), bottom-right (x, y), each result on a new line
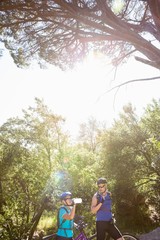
top-left (0, 0), bottom-right (160, 73)
top-left (0, 98), bottom-right (69, 240)
top-left (100, 103), bottom-right (159, 232)
top-left (77, 117), bottom-right (106, 153)
top-left (140, 99), bottom-right (160, 221)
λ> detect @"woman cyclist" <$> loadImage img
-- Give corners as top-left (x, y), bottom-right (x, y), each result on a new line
top-left (56, 191), bottom-right (77, 240)
top-left (91, 178), bottom-right (124, 240)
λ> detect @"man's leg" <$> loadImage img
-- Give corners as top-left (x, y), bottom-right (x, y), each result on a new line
top-left (96, 221), bottom-right (107, 240)
top-left (107, 223), bottom-right (122, 240)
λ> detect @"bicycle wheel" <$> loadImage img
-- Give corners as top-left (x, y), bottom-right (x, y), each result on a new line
top-left (122, 233), bottom-right (139, 240)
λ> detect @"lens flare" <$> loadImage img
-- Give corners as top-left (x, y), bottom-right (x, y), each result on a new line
top-left (54, 171), bottom-right (66, 183)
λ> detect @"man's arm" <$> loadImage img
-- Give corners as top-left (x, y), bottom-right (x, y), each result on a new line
top-left (91, 194), bottom-right (103, 214)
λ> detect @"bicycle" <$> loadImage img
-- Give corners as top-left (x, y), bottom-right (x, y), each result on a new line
top-left (42, 216), bottom-right (139, 240)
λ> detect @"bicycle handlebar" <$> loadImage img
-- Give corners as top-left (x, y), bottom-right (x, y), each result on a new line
top-left (74, 220), bottom-right (88, 231)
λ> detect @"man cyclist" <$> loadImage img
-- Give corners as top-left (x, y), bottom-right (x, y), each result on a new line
top-left (91, 178), bottom-right (123, 240)
top-left (56, 191), bottom-right (77, 240)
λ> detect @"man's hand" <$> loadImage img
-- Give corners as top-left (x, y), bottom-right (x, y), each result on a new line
top-left (96, 193), bottom-right (104, 204)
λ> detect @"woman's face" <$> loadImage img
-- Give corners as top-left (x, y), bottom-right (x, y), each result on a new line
top-left (63, 195), bottom-right (73, 206)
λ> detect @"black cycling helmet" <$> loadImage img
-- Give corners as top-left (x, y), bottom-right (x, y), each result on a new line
top-left (60, 191), bottom-right (72, 200)
top-left (97, 177), bottom-right (107, 185)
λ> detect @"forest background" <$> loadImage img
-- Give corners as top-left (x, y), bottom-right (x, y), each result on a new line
top-left (0, 1), bottom-right (160, 240)
top-left (1, 98), bottom-right (160, 240)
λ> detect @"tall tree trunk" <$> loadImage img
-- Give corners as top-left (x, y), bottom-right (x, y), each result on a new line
top-left (0, 180), bottom-right (4, 214)
top-left (28, 197), bottom-right (49, 240)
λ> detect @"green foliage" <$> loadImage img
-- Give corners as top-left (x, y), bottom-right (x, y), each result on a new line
top-left (0, 98), bottom-right (69, 240)
top-left (37, 213), bottom-right (56, 234)
top-left (100, 102), bottom-right (160, 232)
top-left (140, 99), bottom-right (160, 218)
top-left (1, 99), bottom-right (160, 239)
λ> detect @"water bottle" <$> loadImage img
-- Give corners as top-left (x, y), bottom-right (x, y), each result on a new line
top-left (73, 198), bottom-right (82, 204)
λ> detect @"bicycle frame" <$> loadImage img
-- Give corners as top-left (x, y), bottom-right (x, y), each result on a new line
top-left (42, 231), bottom-right (91, 240)
top-left (74, 230), bottom-right (97, 240)
top-left (74, 231), bottom-right (88, 240)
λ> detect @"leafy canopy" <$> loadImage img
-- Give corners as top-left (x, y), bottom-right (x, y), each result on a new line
top-left (0, 0), bottom-right (160, 70)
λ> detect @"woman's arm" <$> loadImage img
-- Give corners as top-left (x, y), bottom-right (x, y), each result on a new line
top-left (63, 205), bottom-right (76, 220)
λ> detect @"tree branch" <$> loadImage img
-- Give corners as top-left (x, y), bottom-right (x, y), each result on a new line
top-left (135, 56), bottom-right (160, 69)
top-left (105, 76), bottom-right (160, 93)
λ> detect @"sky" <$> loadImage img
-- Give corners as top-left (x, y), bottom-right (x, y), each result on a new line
top-left (1, 44), bottom-right (160, 140)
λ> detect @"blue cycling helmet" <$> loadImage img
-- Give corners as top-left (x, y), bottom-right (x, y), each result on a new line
top-left (60, 191), bottom-right (72, 200)
top-left (97, 177), bottom-right (107, 185)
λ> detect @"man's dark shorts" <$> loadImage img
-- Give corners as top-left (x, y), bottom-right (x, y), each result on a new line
top-left (96, 220), bottom-right (122, 240)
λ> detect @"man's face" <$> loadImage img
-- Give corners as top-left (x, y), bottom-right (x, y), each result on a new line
top-left (98, 184), bottom-right (106, 193)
